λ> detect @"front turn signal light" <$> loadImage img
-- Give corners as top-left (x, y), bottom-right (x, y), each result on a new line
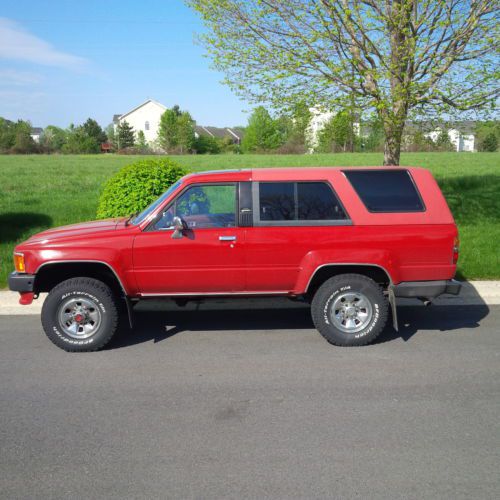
top-left (14, 252), bottom-right (25, 273)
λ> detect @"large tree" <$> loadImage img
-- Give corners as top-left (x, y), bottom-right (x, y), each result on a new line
top-left (187, 0), bottom-right (499, 165)
top-left (158, 106), bottom-right (195, 153)
top-left (242, 106), bottom-right (286, 152)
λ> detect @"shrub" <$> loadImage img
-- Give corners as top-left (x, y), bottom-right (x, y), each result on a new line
top-left (96, 159), bottom-right (188, 219)
top-left (481, 133), bottom-right (498, 152)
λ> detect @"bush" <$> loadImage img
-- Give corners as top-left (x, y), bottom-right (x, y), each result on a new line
top-left (96, 159), bottom-right (188, 219)
top-left (481, 133), bottom-right (498, 152)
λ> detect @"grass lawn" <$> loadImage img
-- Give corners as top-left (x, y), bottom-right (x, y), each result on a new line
top-left (0, 152), bottom-right (498, 288)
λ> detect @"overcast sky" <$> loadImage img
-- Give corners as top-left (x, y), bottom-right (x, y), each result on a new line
top-left (0, 0), bottom-right (249, 128)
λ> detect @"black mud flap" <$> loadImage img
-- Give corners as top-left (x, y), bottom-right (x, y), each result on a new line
top-left (388, 287), bottom-right (398, 332)
top-left (124, 296), bottom-right (134, 329)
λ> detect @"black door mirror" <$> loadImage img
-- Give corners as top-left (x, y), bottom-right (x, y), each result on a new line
top-left (171, 216), bottom-right (186, 239)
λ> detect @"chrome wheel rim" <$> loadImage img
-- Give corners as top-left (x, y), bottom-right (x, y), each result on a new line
top-left (57, 297), bottom-right (102, 339)
top-left (330, 292), bottom-right (373, 334)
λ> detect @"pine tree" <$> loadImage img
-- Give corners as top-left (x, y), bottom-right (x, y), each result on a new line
top-left (117, 121), bottom-right (135, 149)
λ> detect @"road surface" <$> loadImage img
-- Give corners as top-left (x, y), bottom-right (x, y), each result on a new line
top-left (1, 302), bottom-right (499, 499)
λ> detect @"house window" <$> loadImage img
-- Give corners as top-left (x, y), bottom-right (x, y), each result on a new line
top-left (145, 121), bottom-right (150, 131)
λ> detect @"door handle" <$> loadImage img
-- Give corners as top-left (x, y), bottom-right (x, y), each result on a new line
top-left (219, 235), bottom-right (237, 241)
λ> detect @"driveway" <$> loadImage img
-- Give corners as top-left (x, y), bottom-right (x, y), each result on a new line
top-left (1, 302), bottom-right (499, 499)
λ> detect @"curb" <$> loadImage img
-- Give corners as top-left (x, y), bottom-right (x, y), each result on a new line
top-left (0, 281), bottom-right (499, 316)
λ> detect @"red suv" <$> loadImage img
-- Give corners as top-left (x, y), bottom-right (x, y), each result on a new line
top-left (9, 167), bottom-right (461, 351)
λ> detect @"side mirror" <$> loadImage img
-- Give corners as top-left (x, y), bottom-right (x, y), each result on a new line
top-left (171, 216), bottom-right (186, 239)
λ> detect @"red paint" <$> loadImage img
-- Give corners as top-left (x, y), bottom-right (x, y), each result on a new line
top-left (19, 292), bottom-right (34, 305)
top-left (12, 167), bottom-right (459, 301)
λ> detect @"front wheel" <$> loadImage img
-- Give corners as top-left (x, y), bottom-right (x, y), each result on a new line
top-left (311, 274), bottom-right (388, 346)
top-left (41, 277), bottom-right (119, 352)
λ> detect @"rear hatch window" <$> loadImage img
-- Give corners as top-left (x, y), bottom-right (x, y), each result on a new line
top-left (343, 169), bottom-right (425, 213)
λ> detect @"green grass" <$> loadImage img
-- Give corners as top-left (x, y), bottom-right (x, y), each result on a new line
top-left (0, 152), bottom-right (498, 288)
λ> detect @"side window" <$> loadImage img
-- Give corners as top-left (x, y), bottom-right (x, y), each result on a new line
top-left (344, 170), bottom-right (425, 212)
top-left (298, 182), bottom-right (346, 220)
top-left (258, 181), bottom-right (347, 223)
top-left (145, 121), bottom-right (150, 131)
top-left (154, 184), bottom-right (236, 230)
top-left (259, 182), bottom-right (295, 221)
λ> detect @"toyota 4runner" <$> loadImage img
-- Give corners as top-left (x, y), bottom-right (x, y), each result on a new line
top-left (9, 167), bottom-right (461, 351)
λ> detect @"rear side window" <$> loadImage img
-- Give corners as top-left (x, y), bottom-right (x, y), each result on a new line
top-left (258, 181), bottom-right (348, 223)
top-left (343, 170), bottom-right (425, 212)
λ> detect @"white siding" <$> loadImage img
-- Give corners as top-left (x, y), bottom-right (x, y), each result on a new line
top-left (116, 100), bottom-right (166, 144)
top-left (425, 128), bottom-right (476, 152)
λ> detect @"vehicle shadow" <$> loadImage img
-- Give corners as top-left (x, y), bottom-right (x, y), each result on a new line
top-left (376, 304), bottom-right (489, 344)
top-left (109, 298), bottom-right (490, 349)
top-left (0, 212), bottom-right (52, 243)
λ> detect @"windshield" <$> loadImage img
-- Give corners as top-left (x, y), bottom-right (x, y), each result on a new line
top-left (130, 181), bottom-right (182, 225)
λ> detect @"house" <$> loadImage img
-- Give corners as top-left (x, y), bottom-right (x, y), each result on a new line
top-left (194, 125), bottom-right (243, 145)
top-left (306, 108), bottom-right (360, 152)
top-left (113, 99), bottom-right (167, 144)
top-left (424, 121), bottom-right (476, 152)
top-left (113, 99), bottom-right (244, 148)
top-left (30, 127), bottom-right (43, 143)
top-left (308, 108), bottom-right (477, 152)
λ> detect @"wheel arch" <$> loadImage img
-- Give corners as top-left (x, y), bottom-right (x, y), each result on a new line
top-left (306, 264), bottom-right (392, 297)
top-left (34, 261), bottom-right (127, 298)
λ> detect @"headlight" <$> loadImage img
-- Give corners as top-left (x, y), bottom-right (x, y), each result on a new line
top-left (14, 252), bottom-right (25, 273)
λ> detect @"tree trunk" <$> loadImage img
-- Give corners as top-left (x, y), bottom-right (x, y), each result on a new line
top-left (383, 133), bottom-right (402, 166)
top-left (382, 111), bottom-right (406, 166)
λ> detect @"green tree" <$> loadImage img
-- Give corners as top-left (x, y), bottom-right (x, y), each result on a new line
top-left (476, 121), bottom-right (500, 151)
top-left (0, 118), bottom-right (17, 152)
top-left (481, 133), bottom-right (498, 152)
top-left (158, 108), bottom-right (180, 152)
top-left (241, 106), bottom-right (285, 152)
top-left (177, 111), bottom-right (195, 153)
top-left (289, 102), bottom-right (312, 149)
top-left (316, 110), bottom-right (353, 153)
top-left (116, 121), bottom-right (135, 149)
top-left (11, 121), bottom-right (37, 153)
top-left (135, 130), bottom-right (148, 152)
top-left (41, 125), bottom-right (67, 152)
top-left (82, 118), bottom-right (107, 145)
top-left (63, 124), bottom-right (100, 154)
top-left (105, 124), bottom-right (117, 150)
top-left (363, 116), bottom-right (385, 152)
top-left (187, 0), bottom-right (499, 166)
top-left (434, 127), bottom-right (455, 152)
top-left (158, 106), bottom-right (195, 153)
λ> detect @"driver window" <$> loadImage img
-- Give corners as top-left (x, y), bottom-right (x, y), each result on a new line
top-left (154, 184), bottom-right (236, 230)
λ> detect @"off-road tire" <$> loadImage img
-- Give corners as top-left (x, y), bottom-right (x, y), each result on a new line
top-left (41, 277), bottom-right (119, 352)
top-left (311, 274), bottom-right (388, 346)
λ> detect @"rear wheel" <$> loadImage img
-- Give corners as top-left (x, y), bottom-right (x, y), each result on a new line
top-left (311, 274), bottom-right (388, 346)
top-left (41, 277), bottom-right (119, 352)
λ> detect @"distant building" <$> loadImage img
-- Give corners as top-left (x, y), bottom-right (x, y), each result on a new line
top-left (113, 99), bottom-right (167, 145)
top-left (194, 125), bottom-right (243, 145)
top-left (424, 121), bottom-right (476, 152)
top-left (308, 108), bottom-right (477, 152)
top-left (113, 99), bottom-right (243, 150)
top-left (30, 127), bottom-right (43, 143)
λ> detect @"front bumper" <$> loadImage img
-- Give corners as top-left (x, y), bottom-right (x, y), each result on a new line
top-left (393, 279), bottom-right (461, 299)
top-left (8, 272), bottom-right (35, 293)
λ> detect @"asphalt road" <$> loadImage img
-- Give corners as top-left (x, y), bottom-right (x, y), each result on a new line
top-left (1, 302), bottom-right (499, 499)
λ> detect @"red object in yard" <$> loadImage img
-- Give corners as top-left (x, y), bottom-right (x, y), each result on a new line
top-left (101, 143), bottom-right (112, 153)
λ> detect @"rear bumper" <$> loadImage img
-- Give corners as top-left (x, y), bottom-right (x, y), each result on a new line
top-left (8, 272), bottom-right (35, 293)
top-left (393, 279), bottom-right (461, 299)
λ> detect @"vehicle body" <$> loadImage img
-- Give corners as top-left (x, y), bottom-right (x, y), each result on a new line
top-left (9, 167), bottom-right (461, 351)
